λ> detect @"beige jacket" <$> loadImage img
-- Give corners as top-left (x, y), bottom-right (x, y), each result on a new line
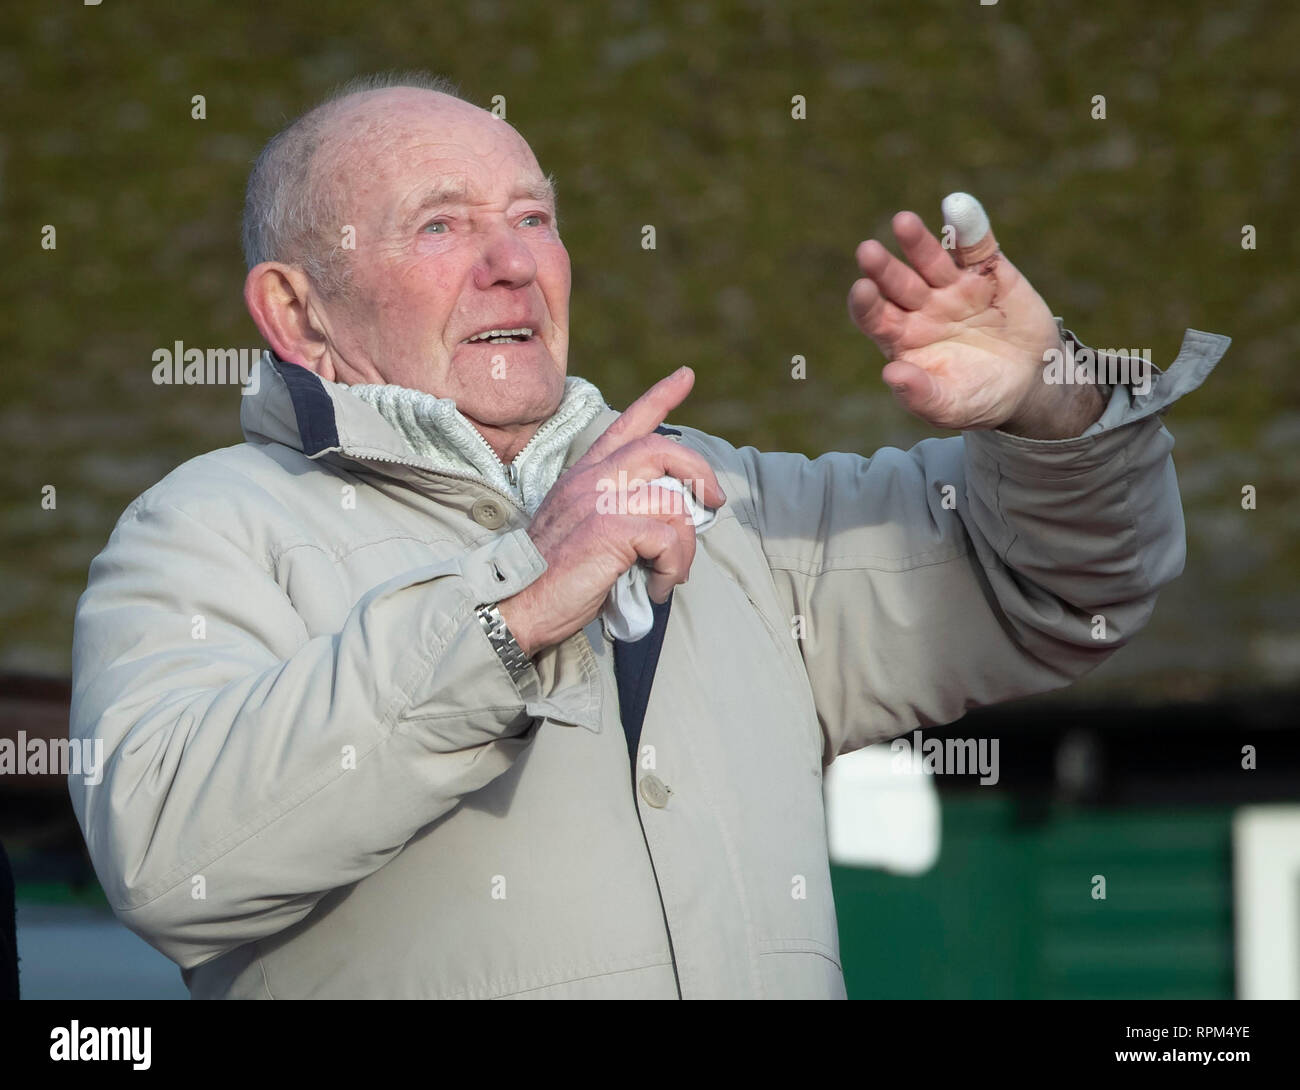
top-left (68, 327), bottom-right (1228, 998)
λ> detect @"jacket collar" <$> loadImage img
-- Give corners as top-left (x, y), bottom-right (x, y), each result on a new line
top-left (241, 350), bottom-right (630, 481)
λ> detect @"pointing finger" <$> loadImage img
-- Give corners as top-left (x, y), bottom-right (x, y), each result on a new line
top-left (581, 366), bottom-right (696, 466)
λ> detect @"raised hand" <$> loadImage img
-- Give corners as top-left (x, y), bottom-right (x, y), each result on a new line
top-left (848, 192), bottom-right (1103, 438)
top-left (498, 366), bottom-right (725, 657)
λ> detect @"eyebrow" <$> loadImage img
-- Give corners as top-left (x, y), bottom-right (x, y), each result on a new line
top-left (403, 174), bottom-right (557, 224)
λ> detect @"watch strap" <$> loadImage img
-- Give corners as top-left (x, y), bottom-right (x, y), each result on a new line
top-left (475, 602), bottom-right (533, 684)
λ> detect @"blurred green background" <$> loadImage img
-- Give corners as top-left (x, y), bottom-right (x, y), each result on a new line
top-left (0, 0), bottom-right (1296, 691)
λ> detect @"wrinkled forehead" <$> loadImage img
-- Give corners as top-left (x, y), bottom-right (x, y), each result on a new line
top-left (320, 92), bottom-right (546, 216)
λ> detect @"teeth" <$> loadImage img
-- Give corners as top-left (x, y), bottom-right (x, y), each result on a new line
top-left (467, 327), bottom-right (533, 343)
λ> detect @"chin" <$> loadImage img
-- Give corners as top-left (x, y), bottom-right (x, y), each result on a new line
top-left (461, 378), bottom-right (564, 429)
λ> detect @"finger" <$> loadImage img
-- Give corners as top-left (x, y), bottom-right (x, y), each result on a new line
top-left (624, 479), bottom-right (700, 522)
top-left (854, 239), bottom-right (930, 311)
top-left (891, 211), bottom-right (961, 288)
top-left (601, 434), bottom-right (726, 509)
top-left (646, 501), bottom-right (698, 599)
top-left (625, 516), bottom-right (695, 603)
top-left (880, 359), bottom-right (943, 419)
top-left (580, 366), bottom-right (696, 466)
top-left (603, 481), bottom-right (700, 594)
top-left (847, 276), bottom-right (906, 339)
top-left (941, 192), bottom-right (1000, 268)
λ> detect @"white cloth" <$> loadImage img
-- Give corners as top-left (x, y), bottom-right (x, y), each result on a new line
top-left (600, 476), bottom-right (717, 642)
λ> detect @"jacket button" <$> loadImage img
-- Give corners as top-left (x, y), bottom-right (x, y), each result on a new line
top-left (471, 498), bottom-right (507, 530)
top-left (638, 774), bottom-right (671, 809)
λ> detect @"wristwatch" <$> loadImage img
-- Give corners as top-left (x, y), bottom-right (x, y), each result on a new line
top-left (475, 602), bottom-right (533, 683)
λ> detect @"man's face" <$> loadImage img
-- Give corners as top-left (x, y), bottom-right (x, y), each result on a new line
top-left (314, 90), bottom-right (570, 430)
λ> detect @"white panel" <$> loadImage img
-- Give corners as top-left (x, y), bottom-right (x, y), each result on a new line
top-left (1233, 805), bottom-right (1300, 1000)
top-left (824, 742), bottom-right (940, 874)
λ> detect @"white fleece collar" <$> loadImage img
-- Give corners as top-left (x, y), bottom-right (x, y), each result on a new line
top-left (342, 376), bottom-right (608, 515)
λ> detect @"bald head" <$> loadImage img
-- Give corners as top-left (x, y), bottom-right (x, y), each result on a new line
top-left (242, 72), bottom-right (546, 297)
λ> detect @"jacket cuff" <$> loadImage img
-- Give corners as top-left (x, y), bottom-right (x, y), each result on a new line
top-left (458, 526), bottom-right (546, 602)
top-left (428, 527), bottom-right (603, 735)
top-left (963, 323), bottom-right (1230, 480)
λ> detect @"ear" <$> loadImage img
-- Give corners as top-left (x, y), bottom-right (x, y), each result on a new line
top-left (243, 262), bottom-right (337, 378)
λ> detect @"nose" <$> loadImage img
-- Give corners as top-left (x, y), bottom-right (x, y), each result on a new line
top-left (473, 221), bottom-right (537, 291)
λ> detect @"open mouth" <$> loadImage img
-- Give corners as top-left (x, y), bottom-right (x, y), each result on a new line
top-left (461, 327), bottom-right (535, 346)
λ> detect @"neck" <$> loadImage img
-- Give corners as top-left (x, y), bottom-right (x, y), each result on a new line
top-left (465, 416), bottom-right (544, 464)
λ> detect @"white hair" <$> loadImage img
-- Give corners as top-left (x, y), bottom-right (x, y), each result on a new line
top-left (240, 71), bottom-right (466, 296)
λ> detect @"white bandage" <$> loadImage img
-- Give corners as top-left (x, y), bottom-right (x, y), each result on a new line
top-left (941, 192), bottom-right (990, 248)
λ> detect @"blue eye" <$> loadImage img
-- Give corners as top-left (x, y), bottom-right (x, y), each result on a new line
top-left (423, 221), bottom-right (448, 233)
top-left (521, 215), bottom-right (543, 227)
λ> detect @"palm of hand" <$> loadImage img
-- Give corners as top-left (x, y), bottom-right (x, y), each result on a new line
top-left (850, 210), bottom-right (1062, 431)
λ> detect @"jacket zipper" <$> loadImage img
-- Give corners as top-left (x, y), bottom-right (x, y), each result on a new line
top-left (480, 419), bottom-right (552, 496)
top-left (481, 434), bottom-right (523, 494)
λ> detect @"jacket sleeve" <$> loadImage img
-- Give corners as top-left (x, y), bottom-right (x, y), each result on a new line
top-left (697, 326), bottom-right (1229, 764)
top-left (68, 498), bottom-right (588, 970)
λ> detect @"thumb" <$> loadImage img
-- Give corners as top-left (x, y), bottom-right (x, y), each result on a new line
top-left (880, 359), bottom-right (942, 418)
top-left (942, 192), bottom-right (999, 269)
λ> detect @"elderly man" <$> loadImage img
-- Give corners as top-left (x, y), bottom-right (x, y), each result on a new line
top-left (69, 73), bottom-right (1226, 999)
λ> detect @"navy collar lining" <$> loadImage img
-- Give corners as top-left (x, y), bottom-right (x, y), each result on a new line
top-left (271, 356), bottom-right (340, 457)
